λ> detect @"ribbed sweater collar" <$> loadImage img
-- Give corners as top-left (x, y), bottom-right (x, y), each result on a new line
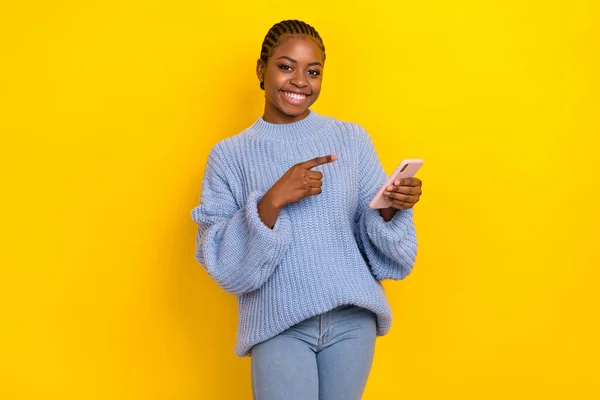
top-left (244, 109), bottom-right (325, 143)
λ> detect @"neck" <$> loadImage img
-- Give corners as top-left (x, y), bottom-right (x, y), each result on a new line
top-left (262, 104), bottom-right (310, 124)
top-left (244, 109), bottom-right (325, 143)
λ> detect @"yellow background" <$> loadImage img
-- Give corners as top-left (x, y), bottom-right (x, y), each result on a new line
top-left (1, 0), bottom-right (599, 399)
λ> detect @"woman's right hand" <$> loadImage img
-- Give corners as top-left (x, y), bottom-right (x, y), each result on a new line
top-left (268, 154), bottom-right (337, 208)
top-left (258, 154), bottom-right (337, 228)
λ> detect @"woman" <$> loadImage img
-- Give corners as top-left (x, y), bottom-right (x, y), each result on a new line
top-left (191, 19), bottom-right (422, 400)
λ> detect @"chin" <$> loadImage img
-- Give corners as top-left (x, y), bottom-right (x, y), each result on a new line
top-left (284, 109), bottom-right (307, 117)
top-left (279, 104), bottom-right (310, 118)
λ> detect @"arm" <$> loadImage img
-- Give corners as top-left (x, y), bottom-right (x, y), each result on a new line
top-left (379, 206), bottom-right (398, 222)
top-left (191, 145), bottom-right (293, 296)
top-left (354, 125), bottom-right (418, 281)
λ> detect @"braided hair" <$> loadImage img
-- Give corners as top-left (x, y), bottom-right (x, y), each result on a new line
top-left (259, 20), bottom-right (326, 90)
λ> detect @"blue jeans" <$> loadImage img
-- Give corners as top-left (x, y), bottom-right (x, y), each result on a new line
top-left (250, 304), bottom-right (377, 400)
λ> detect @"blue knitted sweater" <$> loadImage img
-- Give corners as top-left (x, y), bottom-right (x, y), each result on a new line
top-left (191, 110), bottom-right (418, 357)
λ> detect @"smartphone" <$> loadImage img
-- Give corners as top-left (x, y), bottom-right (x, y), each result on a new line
top-left (368, 159), bottom-right (424, 209)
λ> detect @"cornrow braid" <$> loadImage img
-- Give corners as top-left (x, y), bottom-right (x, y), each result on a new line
top-left (259, 19), bottom-right (325, 90)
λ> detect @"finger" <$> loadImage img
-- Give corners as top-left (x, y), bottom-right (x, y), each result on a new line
top-left (384, 191), bottom-right (419, 203)
top-left (300, 154), bottom-right (337, 169)
top-left (386, 185), bottom-right (421, 195)
top-left (394, 177), bottom-right (421, 187)
top-left (308, 187), bottom-right (322, 196)
top-left (307, 170), bottom-right (324, 180)
top-left (307, 179), bottom-right (323, 188)
top-left (389, 199), bottom-right (414, 209)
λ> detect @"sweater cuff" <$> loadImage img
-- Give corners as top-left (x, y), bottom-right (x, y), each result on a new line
top-left (365, 206), bottom-right (413, 238)
top-left (245, 191), bottom-right (293, 257)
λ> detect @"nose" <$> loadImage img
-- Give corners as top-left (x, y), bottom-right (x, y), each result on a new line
top-left (290, 70), bottom-right (308, 88)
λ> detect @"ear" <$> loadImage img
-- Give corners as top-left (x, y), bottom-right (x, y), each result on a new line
top-left (256, 59), bottom-right (265, 84)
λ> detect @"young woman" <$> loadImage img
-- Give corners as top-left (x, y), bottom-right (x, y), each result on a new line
top-left (191, 19), bottom-right (423, 400)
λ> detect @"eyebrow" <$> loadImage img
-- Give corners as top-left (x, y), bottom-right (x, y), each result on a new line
top-left (276, 55), bottom-right (323, 67)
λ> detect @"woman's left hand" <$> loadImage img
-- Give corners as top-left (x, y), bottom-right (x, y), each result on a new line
top-left (383, 177), bottom-right (422, 209)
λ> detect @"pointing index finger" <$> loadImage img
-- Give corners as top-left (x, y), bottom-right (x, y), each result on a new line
top-left (301, 154), bottom-right (337, 169)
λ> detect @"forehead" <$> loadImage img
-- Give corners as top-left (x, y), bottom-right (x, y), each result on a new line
top-left (271, 35), bottom-right (324, 63)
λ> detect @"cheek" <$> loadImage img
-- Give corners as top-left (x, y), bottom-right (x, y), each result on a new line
top-left (266, 84), bottom-right (283, 104)
top-left (269, 77), bottom-right (283, 90)
top-left (311, 76), bottom-right (322, 89)
top-left (311, 80), bottom-right (322, 96)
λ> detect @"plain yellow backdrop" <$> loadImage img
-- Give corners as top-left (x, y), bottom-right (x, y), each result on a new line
top-left (1, 0), bottom-right (599, 399)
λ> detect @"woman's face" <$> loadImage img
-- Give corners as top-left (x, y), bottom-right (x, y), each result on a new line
top-left (257, 35), bottom-right (324, 124)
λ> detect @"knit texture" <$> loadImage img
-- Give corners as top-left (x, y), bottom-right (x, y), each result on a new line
top-left (191, 110), bottom-right (418, 357)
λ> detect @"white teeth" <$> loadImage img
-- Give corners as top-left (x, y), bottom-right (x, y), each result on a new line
top-left (283, 91), bottom-right (307, 100)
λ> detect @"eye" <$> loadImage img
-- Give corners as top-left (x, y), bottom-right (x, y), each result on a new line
top-left (279, 65), bottom-right (292, 71)
top-left (308, 69), bottom-right (321, 76)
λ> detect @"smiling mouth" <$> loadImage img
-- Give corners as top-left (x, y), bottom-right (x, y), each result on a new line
top-left (280, 90), bottom-right (310, 104)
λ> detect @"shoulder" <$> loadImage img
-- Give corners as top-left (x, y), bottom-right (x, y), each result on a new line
top-left (197, 135), bottom-right (243, 185)
top-left (206, 130), bottom-right (249, 165)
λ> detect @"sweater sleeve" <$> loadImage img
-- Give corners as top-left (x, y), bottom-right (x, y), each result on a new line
top-left (190, 145), bottom-right (293, 296)
top-left (354, 125), bottom-right (418, 281)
